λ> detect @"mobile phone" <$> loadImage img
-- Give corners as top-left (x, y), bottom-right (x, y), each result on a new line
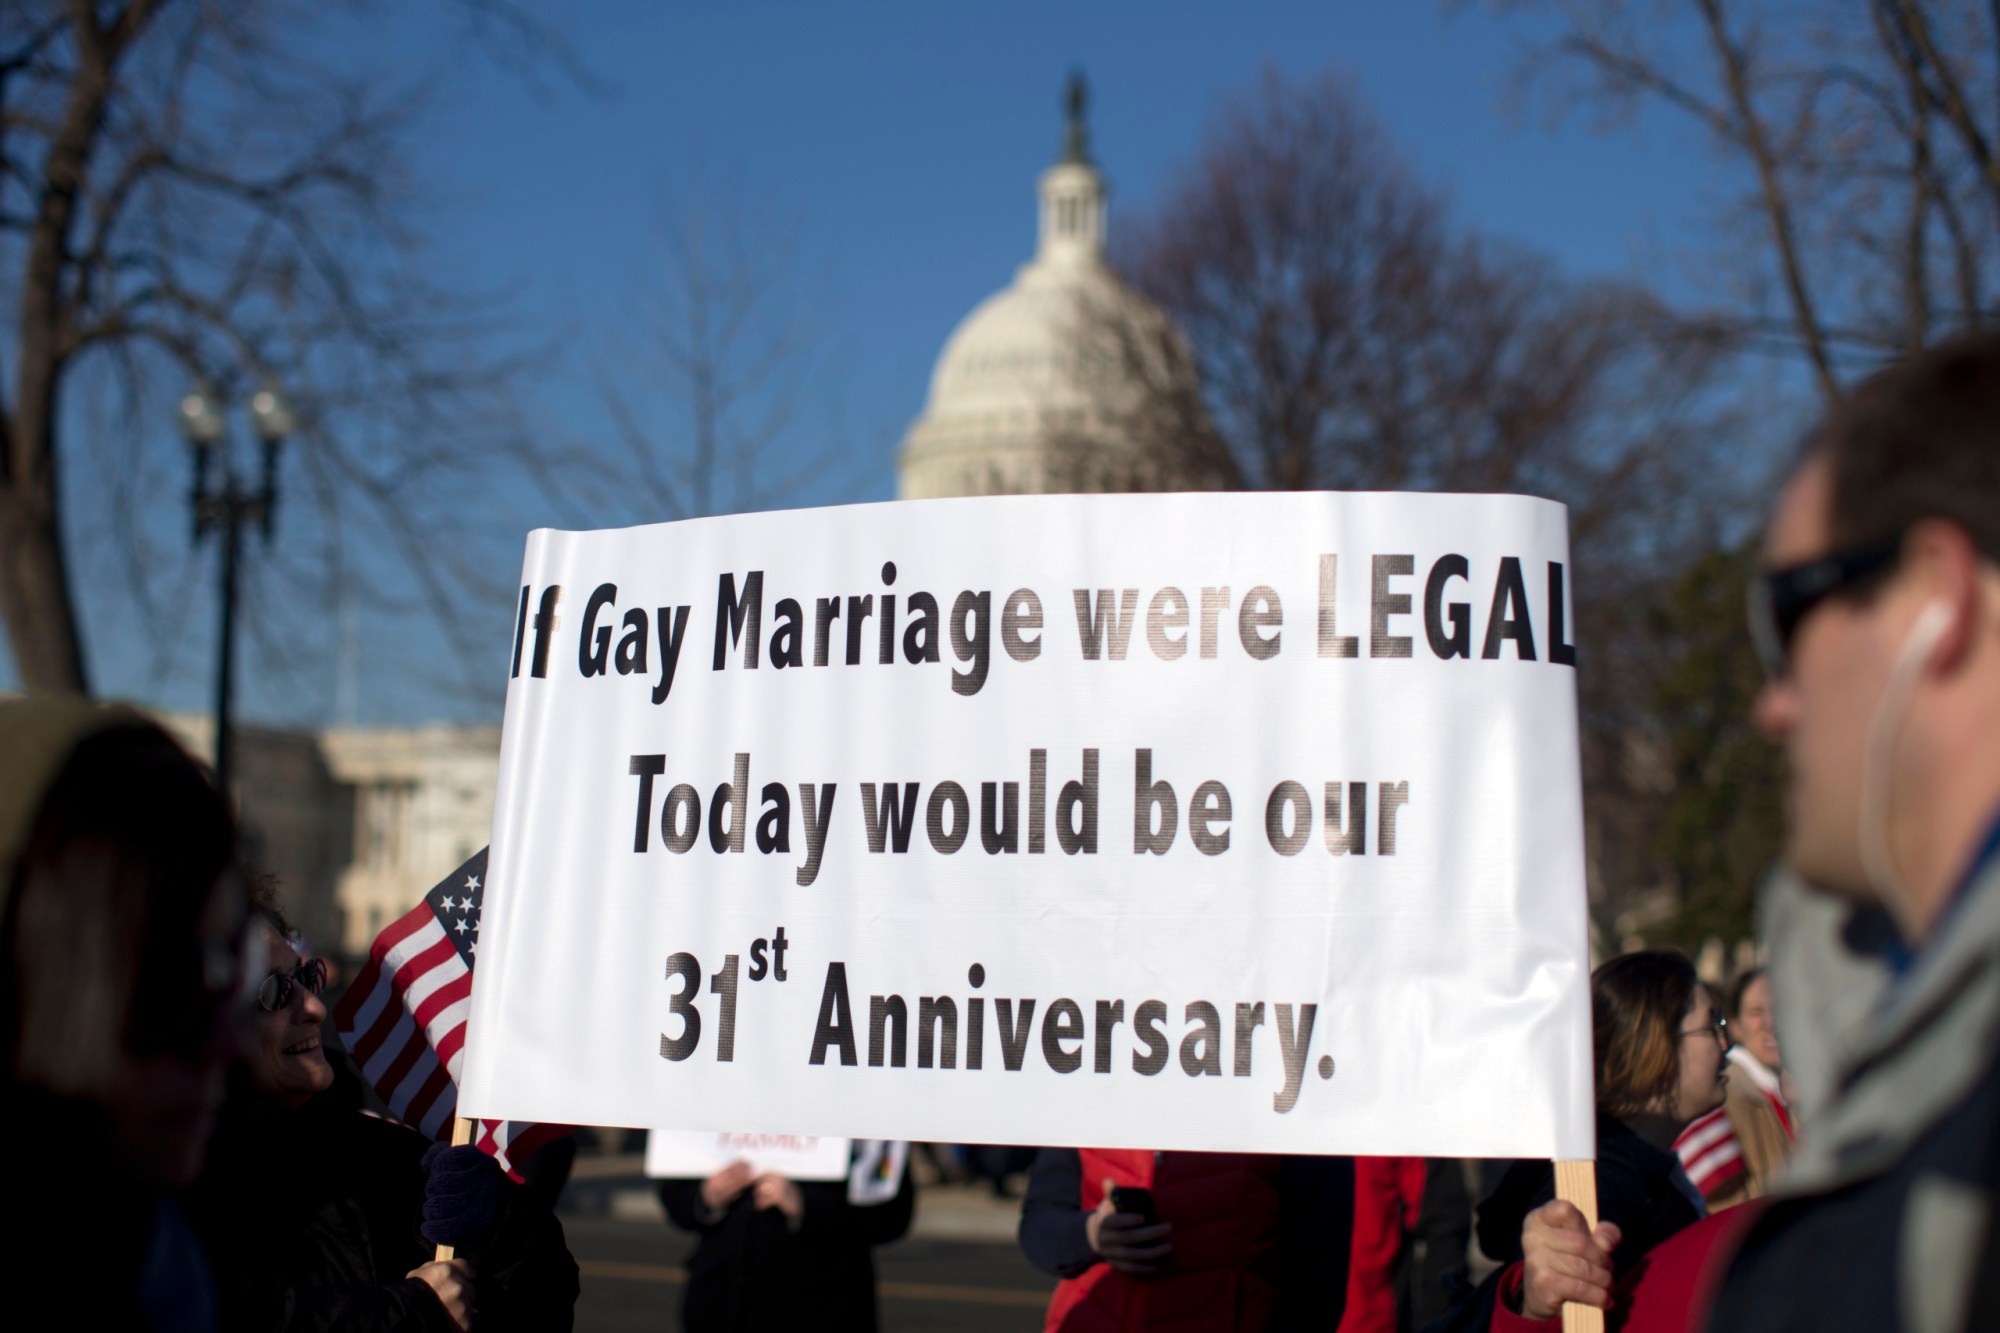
top-left (1109, 1185), bottom-right (1158, 1225)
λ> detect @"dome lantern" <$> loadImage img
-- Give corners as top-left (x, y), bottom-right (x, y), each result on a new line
top-left (1037, 71), bottom-right (1107, 267)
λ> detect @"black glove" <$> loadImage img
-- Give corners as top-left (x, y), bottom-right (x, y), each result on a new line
top-left (421, 1141), bottom-right (504, 1249)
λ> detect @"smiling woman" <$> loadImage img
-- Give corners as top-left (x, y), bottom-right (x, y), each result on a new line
top-left (246, 912), bottom-right (337, 1111)
top-left (185, 894), bottom-right (580, 1331)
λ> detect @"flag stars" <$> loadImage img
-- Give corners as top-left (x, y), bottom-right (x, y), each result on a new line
top-left (342, 851), bottom-right (501, 1154)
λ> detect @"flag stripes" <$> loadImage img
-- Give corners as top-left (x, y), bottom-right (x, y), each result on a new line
top-left (331, 847), bottom-right (566, 1177)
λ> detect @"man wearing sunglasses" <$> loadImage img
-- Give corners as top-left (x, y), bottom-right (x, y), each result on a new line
top-left (1514, 334), bottom-right (2000, 1331)
top-left (1709, 333), bottom-right (2000, 1329)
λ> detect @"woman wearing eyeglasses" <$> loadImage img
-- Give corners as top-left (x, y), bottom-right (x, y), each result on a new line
top-left (1471, 961), bottom-right (1776, 1333)
top-left (1670, 967), bottom-right (1796, 1214)
top-left (1427, 951), bottom-right (1725, 1332)
top-left (187, 903), bottom-right (578, 1331)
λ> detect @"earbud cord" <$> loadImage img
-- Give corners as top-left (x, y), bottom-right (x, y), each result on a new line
top-left (1859, 602), bottom-right (1950, 902)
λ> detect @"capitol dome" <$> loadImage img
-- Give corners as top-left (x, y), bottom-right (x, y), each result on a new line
top-left (898, 78), bottom-right (1213, 499)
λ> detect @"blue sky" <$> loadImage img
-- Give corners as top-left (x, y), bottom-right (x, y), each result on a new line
top-left (24, 0), bottom-right (1741, 727)
top-left (457, 1), bottom-right (1716, 454)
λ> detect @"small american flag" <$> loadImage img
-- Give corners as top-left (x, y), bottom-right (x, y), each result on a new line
top-left (332, 847), bottom-right (567, 1178)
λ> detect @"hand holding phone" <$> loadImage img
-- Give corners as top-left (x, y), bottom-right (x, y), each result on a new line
top-left (1090, 1178), bottom-right (1172, 1273)
top-left (1109, 1185), bottom-right (1159, 1225)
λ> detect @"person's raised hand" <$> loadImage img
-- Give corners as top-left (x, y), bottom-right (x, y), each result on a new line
top-left (752, 1172), bottom-right (804, 1225)
top-left (407, 1258), bottom-right (476, 1331)
top-left (1519, 1199), bottom-right (1621, 1321)
top-left (1084, 1177), bottom-right (1173, 1275)
top-left (700, 1160), bottom-right (756, 1212)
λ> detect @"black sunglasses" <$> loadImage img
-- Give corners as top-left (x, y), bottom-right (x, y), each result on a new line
top-left (258, 956), bottom-right (328, 1013)
top-left (1748, 539), bottom-right (1903, 678)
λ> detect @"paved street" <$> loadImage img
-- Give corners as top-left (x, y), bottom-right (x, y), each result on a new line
top-left (558, 1160), bottom-right (1054, 1332)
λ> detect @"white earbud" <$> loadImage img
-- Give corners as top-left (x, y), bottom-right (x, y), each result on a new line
top-left (1860, 600), bottom-right (1952, 902)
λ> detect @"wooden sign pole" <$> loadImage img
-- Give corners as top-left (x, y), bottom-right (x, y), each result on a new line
top-left (1553, 1159), bottom-right (1605, 1333)
top-left (433, 1116), bottom-right (476, 1263)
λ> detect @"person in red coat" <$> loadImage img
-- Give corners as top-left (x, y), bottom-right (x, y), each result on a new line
top-left (1486, 1198), bottom-right (1762, 1332)
top-left (1339, 1158), bottom-right (1427, 1333)
top-left (1340, 1157), bottom-right (1471, 1331)
top-left (1019, 1147), bottom-right (1353, 1332)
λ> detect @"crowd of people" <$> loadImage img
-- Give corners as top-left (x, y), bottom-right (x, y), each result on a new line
top-left (0, 700), bottom-right (580, 1330)
top-left (5, 331), bottom-right (1998, 1330)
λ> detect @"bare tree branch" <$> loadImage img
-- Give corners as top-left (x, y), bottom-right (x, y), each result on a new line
top-left (1487, 0), bottom-right (2000, 396)
top-left (1092, 62), bottom-right (1745, 923)
top-left (1890, 0), bottom-right (2000, 214)
top-left (585, 162), bottom-right (854, 527)
top-left (1698, 0), bottom-right (1841, 398)
top-left (0, 0), bottom-right (595, 711)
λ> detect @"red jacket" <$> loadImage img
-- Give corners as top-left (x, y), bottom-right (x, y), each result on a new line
top-left (1338, 1158), bottom-right (1428, 1333)
top-left (1487, 1204), bottom-right (1761, 1333)
top-left (1044, 1149), bottom-right (1284, 1333)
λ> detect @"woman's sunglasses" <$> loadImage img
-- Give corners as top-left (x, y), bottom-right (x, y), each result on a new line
top-left (258, 957), bottom-right (329, 1012)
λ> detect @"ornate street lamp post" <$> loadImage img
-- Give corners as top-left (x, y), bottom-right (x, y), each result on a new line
top-left (180, 379), bottom-right (293, 796)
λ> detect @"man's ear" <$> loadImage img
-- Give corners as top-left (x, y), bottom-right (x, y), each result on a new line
top-left (1904, 520), bottom-right (1983, 674)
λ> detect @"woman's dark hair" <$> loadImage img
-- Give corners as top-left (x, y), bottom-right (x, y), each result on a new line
top-left (1593, 950), bottom-right (1700, 1120)
top-left (1729, 966), bottom-right (1767, 1020)
top-left (5, 723), bottom-right (238, 1098)
top-left (246, 872), bottom-right (295, 940)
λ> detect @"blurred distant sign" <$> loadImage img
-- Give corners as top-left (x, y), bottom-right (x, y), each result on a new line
top-left (644, 1129), bottom-right (851, 1182)
top-left (460, 493), bottom-right (1593, 1160)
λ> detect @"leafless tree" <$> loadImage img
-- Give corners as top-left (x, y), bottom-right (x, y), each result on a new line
top-left (0, 1), bottom-right (582, 700)
top-left (1484, 0), bottom-right (2000, 399)
top-left (582, 166), bottom-right (858, 526)
top-left (1088, 70), bottom-right (1744, 560)
top-left (1083, 67), bottom-right (1749, 934)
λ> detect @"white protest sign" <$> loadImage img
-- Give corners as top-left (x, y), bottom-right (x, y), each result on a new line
top-left (644, 1130), bottom-right (852, 1181)
top-left (460, 492), bottom-right (1594, 1160)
